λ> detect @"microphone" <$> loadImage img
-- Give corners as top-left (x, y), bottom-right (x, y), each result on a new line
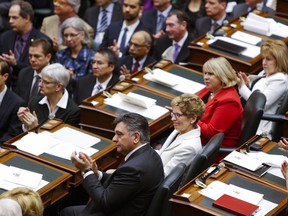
top-left (35, 113), bottom-right (55, 134)
top-left (201, 162), bottom-right (225, 184)
top-left (108, 75), bottom-right (126, 93)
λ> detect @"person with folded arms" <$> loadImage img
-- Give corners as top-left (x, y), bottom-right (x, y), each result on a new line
top-left (17, 63), bottom-right (80, 131)
top-left (156, 93), bottom-right (205, 177)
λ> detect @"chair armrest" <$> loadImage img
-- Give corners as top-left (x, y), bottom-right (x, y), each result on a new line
top-left (218, 147), bottom-right (236, 154)
top-left (261, 114), bottom-right (288, 122)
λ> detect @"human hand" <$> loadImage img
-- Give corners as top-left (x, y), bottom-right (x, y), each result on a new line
top-left (120, 65), bottom-right (131, 79)
top-left (52, 37), bottom-right (59, 51)
top-left (0, 50), bottom-right (17, 66)
top-left (153, 30), bottom-right (165, 40)
top-left (237, 71), bottom-right (250, 87)
top-left (281, 160), bottom-right (288, 188)
top-left (21, 110), bottom-right (38, 130)
top-left (71, 151), bottom-right (96, 172)
top-left (109, 39), bottom-right (120, 57)
top-left (278, 137), bottom-right (288, 152)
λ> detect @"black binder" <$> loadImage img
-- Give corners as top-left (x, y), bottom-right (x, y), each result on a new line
top-left (210, 39), bottom-right (247, 55)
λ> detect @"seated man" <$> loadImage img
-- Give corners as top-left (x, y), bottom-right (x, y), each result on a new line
top-left (0, 60), bottom-right (24, 146)
top-left (73, 48), bottom-right (120, 105)
top-left (60, 112), bottom-right (164, 216)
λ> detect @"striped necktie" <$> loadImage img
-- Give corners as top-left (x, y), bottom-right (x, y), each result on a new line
top-left (98, 8), bottom-right (108, 32)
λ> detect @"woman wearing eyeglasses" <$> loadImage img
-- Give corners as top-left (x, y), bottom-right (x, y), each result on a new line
top-left (17, 63), bottom-right (80, 131)
top-left (156, 93), bottom-right (205, 177)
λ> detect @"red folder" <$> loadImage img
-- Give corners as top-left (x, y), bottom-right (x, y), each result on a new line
top-left (212, 194), bottom-right (259, 216)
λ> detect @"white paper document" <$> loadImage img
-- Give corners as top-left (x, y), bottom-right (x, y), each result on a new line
top-left (144, 68), bottom-right (205, 94)
top-left (231, 31), bottom-right (262, 45)
top-left (51, 126), bottom-right (101, 149)
top-left (118, 92), bottom-right (156, 108)
top-left (104, 93), bottom-right (169, 120)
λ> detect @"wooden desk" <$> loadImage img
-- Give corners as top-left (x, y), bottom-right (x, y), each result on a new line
top-left (79, 83), bottom-right (173, 141)
top-left (132, 62), bottom-right (205, 99)
top-left (188, 12), bottom-right (288, 74)
top-left (0, 149), bottom-right (71, 208)
top-left (276, 0), bottom-right (288, 18)
top-left (171, 167), bottom-right (287, 216)
top-left (4, 124), bottom-right (118, 186)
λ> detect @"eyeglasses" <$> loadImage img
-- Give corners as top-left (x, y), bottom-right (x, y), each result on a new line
top-left (170, 112), bottom-right (184, 119)
top-left (128, 42), bottom-right (147, 49)
top-left (40, 78), bottom-right (58, 85)
top-left (53, 0), bottom-right (68, 5)
top-left (63, 32), bottom-right (80, 39)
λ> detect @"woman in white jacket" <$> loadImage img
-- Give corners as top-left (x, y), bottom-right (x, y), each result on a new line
top-left (156, 93), bottom-right (205, 177)
top-left (237, 40), bottom-right (288, 138)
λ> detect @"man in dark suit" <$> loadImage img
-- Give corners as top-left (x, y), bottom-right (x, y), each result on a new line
top-left (140, 0), bottom-right (173, 36)
top-left (119, 30), bottom-right (155, 78)
top-left (100, 0), bottom-right (152, 58)
top-left (74, 48), bottom-right (119, 104)
top-left (0, 60), bottom-right (24, 146)
top-left (194, 0), bottom-right (233, 38)
top-left (154, 9), bottom-right (193, 64)
top-left (232, 0), bottom-right (275, 19)
top-left (0, 0), bottom-right (50, 90)
top-left (16, 38), bottom-right (53, 106)
top-left (60, 112), bottom-right (164, 216)
top-left (83, 0), bottom-right (123, 49)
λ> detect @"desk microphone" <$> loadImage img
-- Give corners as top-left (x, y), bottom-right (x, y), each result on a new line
top-left (108, 75), bottom-right (126, 93)
top-left (201, 162), bottom-right (225, 184)
top-left (35, 113), bottom-right (55, 134)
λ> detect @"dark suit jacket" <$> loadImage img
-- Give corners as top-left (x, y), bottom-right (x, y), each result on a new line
top-left (194, 14), bottom-right (233, 39)
top-left (100, 20), bottom-right (152, 56)
top-left (0, 89), bottom-right (25, 145)
top-left (232, 3), bottom-right (275, 19)
top-left (83, 2), bottom-right (123, 35)
top-left (118, 55), bottom-right (155, 72)
top-left (153, 33), bottom-right (193, 64)
top-left (16, 66), bottom-right (43, 106)
top-left (74, 73), bottom-right (119, 105)
top-left (140, 7), bottom-right (173, 34)
top-left (29, 95), bottom-right (80, 128)
top-left (81, 144), bottom-right (164, 216)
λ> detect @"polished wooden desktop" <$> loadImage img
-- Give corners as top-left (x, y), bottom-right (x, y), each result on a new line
top-left (0, 148), bottom-right (71, 208)
top-left (188, 12), bottom-right (288, 74)
top-left (4, 124), bottom-right (119, 186)
top-left (276, 0), bottom-right (288, 18)
top-left (79, 82), bottom-right (173, 141)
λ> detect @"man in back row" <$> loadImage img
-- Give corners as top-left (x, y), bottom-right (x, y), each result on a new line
top-left (61, 112), bottom-right (164, 216)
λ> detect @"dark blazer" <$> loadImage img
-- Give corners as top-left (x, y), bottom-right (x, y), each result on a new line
top-left (83, 2), bottom-right (123, 35)
top-left (232, 3), bottom-right (275, 19)
top-left (100, 20), bottom-right (152, 56)
top-left (194, 14), bottom-right (233, 39)
top-left (118, 55), bottom-right (155, 72)
top-left (140, 7), bottom-right (173, 34)
top-left (153, 33), bottom-right (193, 64)
top-left (62, 144), bottom-right (164, 216)
top-left (0, 89), bottom-right (25, 145)
top-left (16, 66), bottom-right (43, 106)
top-left (29, 95), bottom-right (80, 128)
top-left (74, 73), bottom-right (119, 105)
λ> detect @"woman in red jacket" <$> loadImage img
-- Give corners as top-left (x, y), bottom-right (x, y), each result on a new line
top-left (198, 57), bottom-right (243, 148)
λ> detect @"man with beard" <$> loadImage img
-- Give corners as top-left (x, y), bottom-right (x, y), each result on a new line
top-left (16, 38), bottom-right (54, 106)
top-left (100, 0), bottom-right (152, 58)
top-left (119, 30), bottom-right (155, 78)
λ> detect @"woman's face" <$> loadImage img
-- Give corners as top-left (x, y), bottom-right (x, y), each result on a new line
top-left (203, 71), bottom-right (222, 94)
top-left (63, 27), bottom-right (83, 49)
top-left (39, 75), bottom-right (59, 97)
top-left (262, 52), bottom-right (277, 76)
top-left (171, 106), bottom-right (195, 134)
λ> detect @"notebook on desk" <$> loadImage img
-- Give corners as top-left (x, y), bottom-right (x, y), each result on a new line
top-left (209, 39), bottom-right (247, 55)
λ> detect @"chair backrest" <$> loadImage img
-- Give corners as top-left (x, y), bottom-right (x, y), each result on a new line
top-left (270, 91), bottom-right (288, 141)
top-left (145, 163), bottom-right (186, 216)
top-left (238, 90), bottom-right (266, 146)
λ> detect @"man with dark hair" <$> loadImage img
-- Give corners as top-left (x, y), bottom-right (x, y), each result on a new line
top-left (0, 0), bottom-right (50, 89)
top-left (74, 48), bottom-right (120, 104)
top-left (16, 38), bottom-right (54, 106)
top-left (0, 60), bottom-right (24, 146)
top-left (61, 112), bottom-right (164, 216)
top-left (153, 9), bottom-right (193, 64)
top-left (194, 0), bottom-right (233, 38)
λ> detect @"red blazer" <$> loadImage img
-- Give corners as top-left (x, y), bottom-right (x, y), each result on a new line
top-left (198, 87), bottom-right (243, 148)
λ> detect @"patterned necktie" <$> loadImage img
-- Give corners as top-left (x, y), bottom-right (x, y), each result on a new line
top-left (213, 22), bottom-right (219, 32)
top-left (14, 36), bottom-right (24, 61)
top-left (132, 61), bottom-right (140, 73)
top-left (92, 84), bottom-right (103, 96)
top-left (156, 14), bottom-right (165, 34)
top-left (120, 27), bottom-right (128, 54)
top-left (98, 8), bottom-right (108, 32)
top-left (30, 75), bottom-right (40, 98)
top-left (173, 43), bottom-right (180, 63)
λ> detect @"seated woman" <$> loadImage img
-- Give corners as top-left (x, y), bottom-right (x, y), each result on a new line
top-left (238, 40), bottom-right (288, 138)
top-left (198, 57), bottom-right (243, 148)
top-left (0, 187), bottom-right (44, 216)
top-left (17, 63), bottom-right (80, 130)
top-left (156, 93), bottom-right (205, 177)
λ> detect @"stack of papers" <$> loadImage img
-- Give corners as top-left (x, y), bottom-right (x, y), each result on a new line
top-left (231, 31), bottom-right (262, 45)
top-left (118, 92), bottom-right (156, 108)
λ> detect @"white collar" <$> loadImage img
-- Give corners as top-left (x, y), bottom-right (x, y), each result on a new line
top-left (124, 143), bottom-right (149, 161)
top-left (39, 89), bottom-right (69, 110)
